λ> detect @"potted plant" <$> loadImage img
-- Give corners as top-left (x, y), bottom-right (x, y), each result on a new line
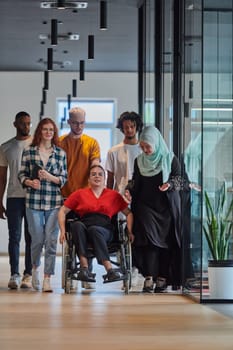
top-left (203, 181), bottom-right (233, 299)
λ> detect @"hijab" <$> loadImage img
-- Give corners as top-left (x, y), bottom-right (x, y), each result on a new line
top-left (137, 126), bottom-right (174, 182)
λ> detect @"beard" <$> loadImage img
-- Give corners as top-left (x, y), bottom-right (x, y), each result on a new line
top-left (125, 135), bottom-right (135, 140)
top-left (20, 130), bottom-right (30, 137)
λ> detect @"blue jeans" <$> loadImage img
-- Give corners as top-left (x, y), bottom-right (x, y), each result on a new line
top-left (26, 208), bottom-right (59, 275)
top-left (6, 198), bottom-right (32, 276)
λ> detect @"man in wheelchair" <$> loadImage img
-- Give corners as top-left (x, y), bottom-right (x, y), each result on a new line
top-left (58, 164), bottom-right (134, 283)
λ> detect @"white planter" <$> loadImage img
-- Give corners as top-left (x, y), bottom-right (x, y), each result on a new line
top-left (208, 260), bottom-right (233, 299)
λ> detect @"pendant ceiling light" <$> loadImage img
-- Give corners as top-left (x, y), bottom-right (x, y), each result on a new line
top-left (72, 79), bottom-right (77, 97)
top-left (44, 70), bottom-right (49, 90)
top-left (47, 48), bottom-right (53, 71)
top-left (51, 19), bottom-right (58, 45)
top-left (57, 0), bottom-right (66, 9)
top-left (79, 60), bottom-right (85, 81)
top-left (88, 35), bottom-right (94, 59)
top-left (41, 101), bottom-right (44, 116)
top-left (67, 94), bottom-right (71, 109)
top-left (100, 1), bottom-right (107, 30)
top-left (42, 89), bottom-right (47, 104)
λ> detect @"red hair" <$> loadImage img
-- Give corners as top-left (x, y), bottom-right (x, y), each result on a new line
top-left (32, 118), bottom-right (59, 146)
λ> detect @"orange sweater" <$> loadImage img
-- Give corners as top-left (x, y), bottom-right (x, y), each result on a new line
top-left (59, 133), bottom-right (100, 197)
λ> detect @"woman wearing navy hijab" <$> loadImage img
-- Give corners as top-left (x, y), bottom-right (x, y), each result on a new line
top-left (129, 126), bottom-right (181, 293)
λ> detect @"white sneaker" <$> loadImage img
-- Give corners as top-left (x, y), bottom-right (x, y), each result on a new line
top-left (20, 274), bottom-right (32, 289)
top-left (142, 277), bottom-right (154, 293)
top-left (32, 269), bottom-right (40, 291)
top-left (8, 274), bottom-right (21, 289)
top-left (70, 280), bottom-right (78, 291)
top-left (42, 277), bottom-right (53, 292)
top-left (131, 267), bottom-right (139, 287)
top-left (81, 281), bottom-right (96, 289)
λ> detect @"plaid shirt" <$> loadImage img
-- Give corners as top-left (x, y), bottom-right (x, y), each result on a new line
top-left (18, 145), bottom-right (67, 210)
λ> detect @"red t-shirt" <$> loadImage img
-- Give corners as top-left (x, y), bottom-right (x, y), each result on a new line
top-left (64, 187), bottom-right (128, 218)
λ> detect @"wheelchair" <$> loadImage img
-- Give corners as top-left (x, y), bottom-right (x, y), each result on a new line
top-left (61, 213), bottom-right (132, 294)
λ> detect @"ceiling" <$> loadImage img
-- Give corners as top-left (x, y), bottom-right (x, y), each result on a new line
top-left (0, 0), bottom-right (139, 72)
top-left (1, 1), bottom-right (231, 74)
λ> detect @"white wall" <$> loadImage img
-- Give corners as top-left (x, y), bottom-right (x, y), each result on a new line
top-left (0, 71), bottom-right (138, 254)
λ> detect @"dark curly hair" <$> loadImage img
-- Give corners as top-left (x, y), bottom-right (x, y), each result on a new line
top-left (116, 111), bottom-right (143, 134)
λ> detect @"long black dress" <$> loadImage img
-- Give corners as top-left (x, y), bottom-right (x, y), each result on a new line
top-left (131, 156), bottom-right (181, 284)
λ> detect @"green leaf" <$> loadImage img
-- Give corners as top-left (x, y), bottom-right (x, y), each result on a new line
top-left (203, 181), bottom-right (233, 261)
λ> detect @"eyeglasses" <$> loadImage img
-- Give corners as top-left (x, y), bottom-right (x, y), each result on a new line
top-left (70, 120), bottom-right (85, 126)
top-left (90, 172), bottom-right (104, 177)
top-left (42, 128), bottom-right (54, 132)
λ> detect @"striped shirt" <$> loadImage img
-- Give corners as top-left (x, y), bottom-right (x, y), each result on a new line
top-left (18, 145), bottom-right (67, 210)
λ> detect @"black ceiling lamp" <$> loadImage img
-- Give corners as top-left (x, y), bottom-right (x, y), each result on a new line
top-left (79, 60), bottom-right (85, 81)
top-left (72, 79), bottom-right (77, 97)
top-left (63, 107), bottom-right (67, 121)
top-left (57, 0), bottom-right (66, 9)
top-left (44, 70), bottom-right (49, 90)
top-left (47, 48), bottom-right (53, 71)
top-left (42, 89), bottom-right (47, 104)
top-left (100, 1), bottom-right (107, 30)
top-left (41, 101), bottom-right (44, 116)
top-left (88, 35), bottom-right (94, 59)
top-left (51, 19), bottom-right (58, 45)
top-left (67, 94), bottom-right (71, 109)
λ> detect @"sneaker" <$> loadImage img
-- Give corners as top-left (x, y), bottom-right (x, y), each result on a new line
top-left (81, 281), bottom-right (96, 289)
top-left (8, 274), bottom-right (21, 289)
top-left (32, 269), bottom-right (40, 291)
top-left (142, 277), bottom-right (154, 293)
top-left (77, 267), bottom-right (96, 282)
top-left (70, 280), bottom-right (78, 291)
top-left (154, 277), bottom-right (167, 293)
top-left (106, 269), bottom-right (121, 282)
top-left (131, 267), bottom-right (139, 287)
top-left (20, 274), bottom-right (32, 289)
top-left (42, 277), bottom-right (53, 293)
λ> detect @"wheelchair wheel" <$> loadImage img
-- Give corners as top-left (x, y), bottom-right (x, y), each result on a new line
top-left (61, 241), bottom-right (69, 289)
top-left (65, 272), bottom-right (72, 294)
top-left (122, 239), bottom-right (132, 294)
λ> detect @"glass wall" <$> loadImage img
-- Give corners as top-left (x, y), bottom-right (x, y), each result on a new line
top-left (201, 0), bottom-right (233, 301)
top-left (139, 0), bottom-right (232, 302)
top-left (182, 0), bottom-right (203, 301)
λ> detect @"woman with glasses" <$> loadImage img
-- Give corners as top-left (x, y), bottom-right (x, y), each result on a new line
top-left (58, 164), bottom-right (134, 283)
top-left (18, 118), bottom-right (67, 292)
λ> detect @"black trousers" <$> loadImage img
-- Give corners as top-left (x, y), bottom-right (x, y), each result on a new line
top-left (70, 221), bottom-right (113, 265)
top-left (133, 245), bottom-right (170, 281)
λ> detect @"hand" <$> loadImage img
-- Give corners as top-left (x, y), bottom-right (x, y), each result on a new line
top-left (123, 189), bottom-right (132, 203)
top-left (189, 183), bottom-right (201, 192)
top-left (38, 169), bottom-right (50, 181)
top-left (159, 183), bottom-right (170, 192)
top-left (128, 232), bottom-right (135, 243)
top-left (0, 203), bottom-right (6, 219)
top-left (30, 179), bottom-right (41, 190)
top-left (59, 231), bottom-right (66, 244)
